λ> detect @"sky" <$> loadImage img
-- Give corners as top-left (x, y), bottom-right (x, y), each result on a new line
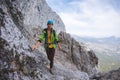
top-left (46, 0), bottom-right (120, 38)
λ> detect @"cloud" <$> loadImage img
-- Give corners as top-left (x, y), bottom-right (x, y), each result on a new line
top-left (46, 0), bottom-right (120, 37)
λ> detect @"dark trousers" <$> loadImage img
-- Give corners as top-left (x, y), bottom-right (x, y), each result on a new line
top-left (46, 48), bottom-right (55, 68)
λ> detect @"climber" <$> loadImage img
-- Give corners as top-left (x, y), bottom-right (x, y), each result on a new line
top-left (32, 20), bottom-right (61, 74)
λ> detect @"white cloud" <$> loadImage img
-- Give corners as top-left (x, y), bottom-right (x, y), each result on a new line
top-left (46, 0), bottom-right (120, 37)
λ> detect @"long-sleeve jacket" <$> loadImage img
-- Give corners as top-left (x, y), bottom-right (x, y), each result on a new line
top-left (38, 28), bottom-right (59, 49)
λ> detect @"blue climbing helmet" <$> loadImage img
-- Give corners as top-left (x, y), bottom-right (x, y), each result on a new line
top-left (47, 20), bottom-right (54, 25)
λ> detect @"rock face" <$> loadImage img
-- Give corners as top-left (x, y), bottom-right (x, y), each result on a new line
top-left (0, 0), bottom-right (98, 80)
top-left (100, 68), bottom-right (120, 80)
top-left (1, 0), bottom-right (65, 38)
top-left (56, 32), bottom-right (98, 75)
top-left (90, 68), bottom-right (120, 80)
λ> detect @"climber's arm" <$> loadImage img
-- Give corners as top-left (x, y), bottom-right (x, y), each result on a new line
top-left (32, 30), bottom-right (45, 50)
top-left (32, 41), bottom-right (40, 50)
top-left (57, 42), bottom-right (61, 50)
top-left (55, 33), bottom-right (61, 50)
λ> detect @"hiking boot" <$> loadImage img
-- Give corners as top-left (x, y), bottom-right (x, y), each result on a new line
top-left (49, 68), bottom-right (54, 75)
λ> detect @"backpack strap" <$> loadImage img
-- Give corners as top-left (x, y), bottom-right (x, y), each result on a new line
top-left (52, 29), bottom-right (57, 44)
top-left (43, 28), bottom-right (47, 44)
top-left (52, 29), bottom-right (56, 39)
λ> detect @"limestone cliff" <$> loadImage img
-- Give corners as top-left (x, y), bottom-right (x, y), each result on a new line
top-left (0, 0), bottom-right (98, 80)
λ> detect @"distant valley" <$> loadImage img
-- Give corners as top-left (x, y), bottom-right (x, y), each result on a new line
top-left (73, 35), bottom-right (120, 72)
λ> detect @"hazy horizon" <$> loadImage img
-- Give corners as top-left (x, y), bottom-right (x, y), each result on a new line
top-left (46, 0), bottom-right (120, 38)
top-left (71, 34), bottom-right (120, 38)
